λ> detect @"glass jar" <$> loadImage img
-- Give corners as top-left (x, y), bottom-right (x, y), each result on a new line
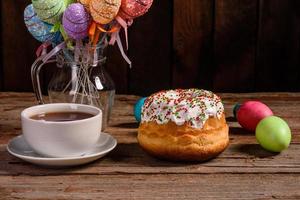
top-left (31, 44), bottom-right (115, 130)
top-left (89, 63), bottom-right (115, 130)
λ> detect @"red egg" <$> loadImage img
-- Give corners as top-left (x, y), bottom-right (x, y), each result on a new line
top-left (118, 0), bottom-right (153, 20)
top-left (237, 101), bottom-right (273, 131)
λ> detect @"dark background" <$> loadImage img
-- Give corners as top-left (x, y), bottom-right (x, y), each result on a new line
top-left (0, 0), bottom-right (299, 96)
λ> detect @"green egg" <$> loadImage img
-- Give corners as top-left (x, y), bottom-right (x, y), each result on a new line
top-left (34, 0), bottom-right (65, 24)
top-left (32, 0), bottom-right (59, 10)
top-left (64, 0), bottom-right (75, 6)
top-left (256, 116), bottom-right (291, 152)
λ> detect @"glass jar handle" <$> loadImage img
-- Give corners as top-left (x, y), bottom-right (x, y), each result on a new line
top-left (31, 58), bottom-right (47, 104)
top-left (31, 42), bottom-right (66, 104)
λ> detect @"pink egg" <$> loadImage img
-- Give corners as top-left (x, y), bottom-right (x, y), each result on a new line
top-left (237, 101), bottom-right (273, 131)
top-left (118, 0), bottom-right (153, 20)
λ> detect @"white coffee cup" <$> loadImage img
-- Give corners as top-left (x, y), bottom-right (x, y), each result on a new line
top-left (21, 103), bottom-right (102, 158)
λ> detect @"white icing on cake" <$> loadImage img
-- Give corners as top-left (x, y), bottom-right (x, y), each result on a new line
top-left (141, 89), bottom-right (224, 128)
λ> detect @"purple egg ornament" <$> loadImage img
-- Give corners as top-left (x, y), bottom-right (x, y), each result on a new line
top-left (63, 3), bottom-right (90, 39)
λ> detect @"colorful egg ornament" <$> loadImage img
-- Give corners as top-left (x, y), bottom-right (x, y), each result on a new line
top-left (32, 0), bottom-right (64, 24)
top-left (65, 0), bottom-right (76, 5)
top-left (90, 0), bottom-right (122, 24)
top-left (24, 4), bottom-right (60, 43)
top-left (237, 101), bottom-right (273, 131)
top-left (118, 0), bottom-right (153, 20)
top-left (63, 3), bottom-right (90, 39)
top-left (256, 116), bottom-right (291, 152)
top-left (32, 0), bottom-right (74, 24)
top-left (78, 0), bottom-right (91, 10)
top-left (134, 97), bottom-right (147, 122)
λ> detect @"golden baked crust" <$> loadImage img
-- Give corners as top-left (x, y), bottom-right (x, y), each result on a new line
top-left (138, 114), bottom-right (229, 161)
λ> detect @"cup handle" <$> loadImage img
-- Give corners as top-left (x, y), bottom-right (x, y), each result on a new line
top-left (31, 58), bottom-right (47, 104)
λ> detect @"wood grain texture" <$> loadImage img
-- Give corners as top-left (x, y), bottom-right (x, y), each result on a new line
top-left (256, 0), bottom-right (300, 92)
top-left (128, 0), bottom-right (173, 96)
top-left (213, 0), bottom-right (258, 92)
top-left (1, 0), bottom-right (39, 92)
top-left (0, 1), bottom-right (3, 91)
top-left (173, 0), bottom-right (214, 89)
top-left (1, 174), bottom-right (300, 200)
top-left (1, 143), bottom-right (300, 176)
top-left (105, 39), bottom-right (129, 94)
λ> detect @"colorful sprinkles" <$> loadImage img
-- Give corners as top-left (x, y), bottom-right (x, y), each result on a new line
top-left (141, 89), bottom-right (224, 129)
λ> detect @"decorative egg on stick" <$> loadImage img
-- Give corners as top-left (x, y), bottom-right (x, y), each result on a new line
top-left (24, 4), bottom-right (60, 43)
top-left (78, 0), bottom-right (91, 10)
top-left (237, 101), bottom-right (273, 131)
top-left (32, 0), bottom-right (65, 24)
top-left (89, 0), bottom-right (122, 24)
top-left (113, 0), bottom-right (153, 50)
top-left (118, 0), bottom-right (153, 20)
top-left (65, 0), bottom-right (76, 5)
top-left (63, 3), bottom-right (91, 40)
top-left (32, 0), bottom-right (74, 24)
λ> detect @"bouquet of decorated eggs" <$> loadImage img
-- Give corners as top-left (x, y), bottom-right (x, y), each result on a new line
top-left (24, 0), bottom-right (154, 63)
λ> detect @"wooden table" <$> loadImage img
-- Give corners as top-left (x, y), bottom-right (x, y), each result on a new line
top-left (0, 92), bottom-right (299, 199)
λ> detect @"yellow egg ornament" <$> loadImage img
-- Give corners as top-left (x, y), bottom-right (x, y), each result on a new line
top-left (89, 0), bottom-right (122, 24)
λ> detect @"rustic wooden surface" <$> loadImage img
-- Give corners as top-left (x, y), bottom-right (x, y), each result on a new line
top-left (0, 92), bottom-right (299, 199)
top-left (1, 0), bottom-right (299, 95)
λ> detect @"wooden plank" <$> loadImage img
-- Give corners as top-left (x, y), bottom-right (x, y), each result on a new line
top-left (213, 0), bottom-right (258, 92)
top-left (0, 174), bottom-right (300, 199)
top-left (106, 40), bottom-right (129, 94)
top-left (1, 0), bottom-right (39, 92)
top-left (256, 0), bottom-right (300, 92)
top-left (128, 0), bottom-right (173, 96)
top-left (0, 1), bottom-right (3, 91)
top-left (172, 0), bottom-right (214, 89)
top-left (1, 143), bottom-right (300, 176)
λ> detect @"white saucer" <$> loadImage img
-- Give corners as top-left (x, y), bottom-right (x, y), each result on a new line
top-left (7, 133), bottom-right (117, 167)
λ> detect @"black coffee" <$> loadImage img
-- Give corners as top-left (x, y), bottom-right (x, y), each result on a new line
top-left (30, 112), bottom-right (95, 122)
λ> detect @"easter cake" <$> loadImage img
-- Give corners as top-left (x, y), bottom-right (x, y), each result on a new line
top-left (138, 89), bottom-right (229, 161)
